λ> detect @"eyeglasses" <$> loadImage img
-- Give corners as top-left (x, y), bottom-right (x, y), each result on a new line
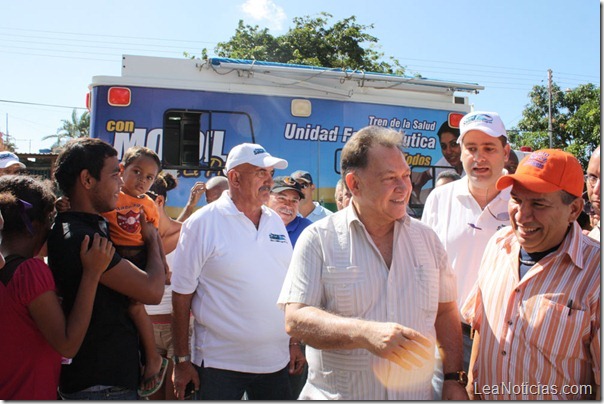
top-left (273, 194), bottom-right (300, 204)
top-left (296, 181), bottom-right (310, 189)
top-left (585, 174), bottom-right (600, 187)
top-left (145, 191), bottom-right (159, 201)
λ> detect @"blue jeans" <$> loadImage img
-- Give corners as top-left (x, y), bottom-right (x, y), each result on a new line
top-left (58, 386), bottom-right (138, 400)
top-left (193, 363), bottom-right (293, 400)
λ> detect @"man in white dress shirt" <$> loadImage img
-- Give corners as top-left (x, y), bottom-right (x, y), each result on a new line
top-left (278, 126), bottom-right (468, 400)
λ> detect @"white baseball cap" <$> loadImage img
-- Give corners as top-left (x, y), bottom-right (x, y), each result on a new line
top-left (225, 143), bottom-right (288, 172)
top-left (458, 111), bottom-right (507, 144)
top-left (0, 152), bottom-right (26, 169)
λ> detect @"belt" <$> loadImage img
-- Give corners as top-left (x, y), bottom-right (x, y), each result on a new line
top-left (461, 322), bottom-right (472, 336)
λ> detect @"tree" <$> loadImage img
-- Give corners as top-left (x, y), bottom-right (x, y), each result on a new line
top-left (209, 13), bottom-right (405, 75)
top-left (508, 83), bottom-right (600, 169)
top-left (43, 109), bottom-right (90, 152)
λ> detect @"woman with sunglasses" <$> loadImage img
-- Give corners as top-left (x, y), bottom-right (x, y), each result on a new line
top-left (0, 175), bottom-right (114, 400)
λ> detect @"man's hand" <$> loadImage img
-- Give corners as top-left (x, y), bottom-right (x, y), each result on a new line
top-left (363, 322), bottom-right (433, 370)
top-left (288, 343), bottom-right (306, 375)
top-left (173, 361), bottom-right (199, 400)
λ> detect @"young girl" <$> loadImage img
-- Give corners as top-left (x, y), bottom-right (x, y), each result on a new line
top-left (144, 172), bottom-right (187, 400)
top-left (0, 175), bottom-right (114, 399)
top-left (101, 146), bottom-right (170, 397)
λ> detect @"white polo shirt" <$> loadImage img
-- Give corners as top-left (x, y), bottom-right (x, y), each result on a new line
top-left (306, 202), bottom-right (333, 223)
top-left (171, 191), bottom-right (292, 373)
top-left (421, 176), bottom-right (511, 315)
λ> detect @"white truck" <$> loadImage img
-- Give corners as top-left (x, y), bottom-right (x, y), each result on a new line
top-left (88, 55), bottom-right (483, 215)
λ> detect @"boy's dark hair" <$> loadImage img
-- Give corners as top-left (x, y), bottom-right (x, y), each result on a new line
top-left (53, 138), bottom-right (117, 197)
top-left (122, 146), bottom-right (161, 172)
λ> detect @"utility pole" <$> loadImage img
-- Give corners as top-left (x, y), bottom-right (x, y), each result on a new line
top-left (547, 69), bottom-right (553, 148)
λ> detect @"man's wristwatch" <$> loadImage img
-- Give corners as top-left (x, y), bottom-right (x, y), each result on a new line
top-left (444, 370), bottom-right (468, 387)
top-left (172, 354), bottom-right (191, 365)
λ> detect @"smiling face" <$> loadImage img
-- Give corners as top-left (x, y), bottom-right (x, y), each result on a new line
top-left (91, 156), bottom-right (123, 213)
top-left (120, 155), bottom-right (160, 197)
top-left (348, 144), bottom-right (411, 226)
top-left (509, 183), bottom-right (582, 253)
top-left (268, 189), bottom-right (301, 225)
top-left (461, 130), bottom-right (510, 190)
top-left (440, 131), bottom-right (461, 168)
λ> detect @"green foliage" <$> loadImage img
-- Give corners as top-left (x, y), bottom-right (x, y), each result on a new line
top-left (42, 109), bottom-right (90, 152)
top-left (510, 83), bottom-right (600, 168)
top-left (211, 13), bottom-right (405, 74)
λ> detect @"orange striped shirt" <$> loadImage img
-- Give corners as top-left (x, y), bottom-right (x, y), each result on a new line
top-left (462, 222), bottom-right (600, 400)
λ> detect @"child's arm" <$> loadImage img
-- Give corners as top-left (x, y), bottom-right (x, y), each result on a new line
top-left (177, 181), bottom-right (205, 222)
top-left (29, 234), bottom-right (114, 358)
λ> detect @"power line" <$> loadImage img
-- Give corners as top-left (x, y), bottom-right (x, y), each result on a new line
top-left (0, 99), bottom-right (86, 110)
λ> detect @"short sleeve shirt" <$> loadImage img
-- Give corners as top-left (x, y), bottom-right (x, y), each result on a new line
top-left (278, 205), bottom-right (456, 400)
top-left (47, 211), bottom-right (139, 393)
top-left (102, 191), bottom-right (159, 247)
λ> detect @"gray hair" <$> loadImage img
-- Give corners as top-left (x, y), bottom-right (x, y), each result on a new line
top-left (340, 126), bottom-right (404, 180)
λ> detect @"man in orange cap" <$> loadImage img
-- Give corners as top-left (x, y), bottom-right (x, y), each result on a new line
top-left (461, 149), bottom-right (600, 400)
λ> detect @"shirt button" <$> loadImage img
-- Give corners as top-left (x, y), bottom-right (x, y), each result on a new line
top-left (507, 320), bottom-right (513, 325)
top-left (501, 350), bottom-right (507, 356)
top-left (515, 288), bottom-right (521, 293)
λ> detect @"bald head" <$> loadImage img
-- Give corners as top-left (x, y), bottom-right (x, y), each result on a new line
top-left (206, 176), bottom-right (229, 204)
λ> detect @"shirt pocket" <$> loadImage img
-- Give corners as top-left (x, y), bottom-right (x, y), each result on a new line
top-left (522, 297), bottom-right (589, 360)
top-left (322, 266), bottom-right (366, 317)
top-left (413, 264), bottom-right (439, 317)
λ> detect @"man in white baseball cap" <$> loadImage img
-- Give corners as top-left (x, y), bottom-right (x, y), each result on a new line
top-left (422, 111), bottom-right (511, 398)
top-left (224, 143), bottom-right (287, 172)
top-left (171, 142), bottom-right (304, 400)
top-left (0, 151), bottom-right (26, 176)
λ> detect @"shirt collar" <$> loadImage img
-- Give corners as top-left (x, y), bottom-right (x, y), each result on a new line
top-left (455, 175), bottom-right (512, 204)
top-left (345, 201), bottom-right (410, 232)
top-left (215, 190), bottom-right (271, 217)
top-left (502, 221), bottom-right (586, 270)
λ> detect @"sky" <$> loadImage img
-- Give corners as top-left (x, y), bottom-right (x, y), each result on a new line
top-left (0, 0), bottom-right (600, 153)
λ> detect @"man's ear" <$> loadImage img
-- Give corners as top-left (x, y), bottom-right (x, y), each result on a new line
top-left (345, 172), bottom-right (359, 196)
top-left (503, 144), bottom-right (511, 162)
top-left (79, 169), bottom-right (95, 190)
top-left (568, 196), bottom-right (585, 223)
top-left (227, 170), bottom-right (240, 189)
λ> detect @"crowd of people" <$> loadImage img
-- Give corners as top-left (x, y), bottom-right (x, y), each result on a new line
top-left (0, 110), bottom-right (600, 400)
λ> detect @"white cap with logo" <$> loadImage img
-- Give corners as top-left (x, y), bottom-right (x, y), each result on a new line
top-left (0, 152), bottom-right (26, 169)
top-left (458, 111), bottom-right (507, 144)
top-left (225, 143), bottom-right (288, 172)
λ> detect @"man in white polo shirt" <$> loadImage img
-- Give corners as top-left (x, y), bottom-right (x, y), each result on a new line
top-left (170, 143), bottom-right (305, 400)
top-left (421, 111), bottom-right (512, 397)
